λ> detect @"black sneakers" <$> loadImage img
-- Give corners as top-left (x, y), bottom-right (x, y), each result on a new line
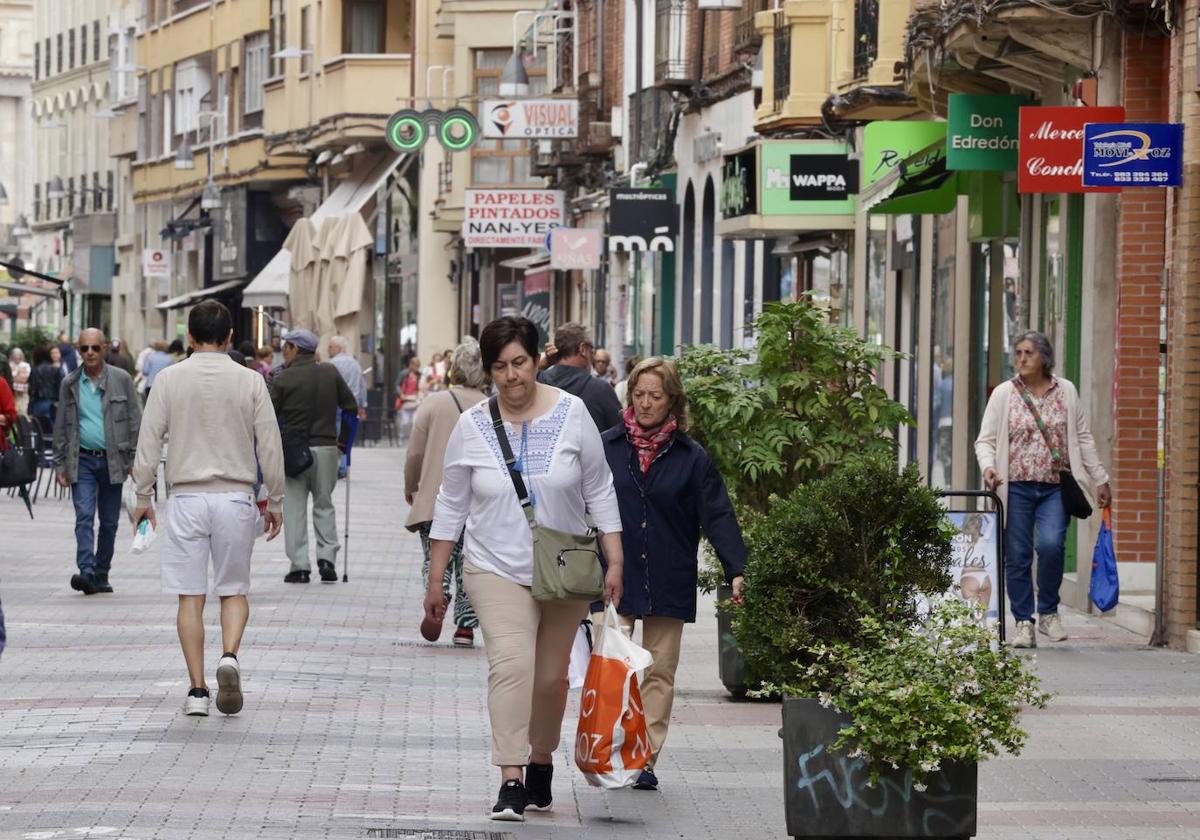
top-left (525, 762), bottom-right (553, 810)
top-left (283, 570), bottom-right (310, 583)
top-left (317, 559), bottom-right (337, 583)
top-left (94, 574), bottom-right (113, 593)
top-left (490, 779), bottom-right (527, 822)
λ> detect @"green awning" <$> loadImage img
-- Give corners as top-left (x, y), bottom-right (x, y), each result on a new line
top-left (861, 138), bottom-right (961, 216)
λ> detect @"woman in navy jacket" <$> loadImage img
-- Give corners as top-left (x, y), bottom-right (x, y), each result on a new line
top-left (600, 357), bottom-right (746, 792)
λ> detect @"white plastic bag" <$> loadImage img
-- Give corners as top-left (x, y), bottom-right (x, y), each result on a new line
top-left (131, 519), bottom-right (156, 554)
top-left (574, 604), bottom-right (654, 789)
top-left (121, 478), bottom-right (138, 524)
top-left (567, 619), bottom-right (593, 690)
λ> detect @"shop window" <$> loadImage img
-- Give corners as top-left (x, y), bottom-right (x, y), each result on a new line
top-left (930, 210), bottom-right (957, 489)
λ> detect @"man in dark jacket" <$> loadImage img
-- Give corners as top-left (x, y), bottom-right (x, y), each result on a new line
top-left (270, 329), bottom-right (358, 583)
top-left (539, 322), bottom-right (622, 433)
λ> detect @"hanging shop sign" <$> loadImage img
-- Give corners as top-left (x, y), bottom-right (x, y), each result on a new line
top-left (946, 94), bottom-right (1024, 172)
top-left (522, 269), bottom-right (552, 346)
top-left (463, 189), bottom-right (565, 248)
top-left (481, 99), bottom-right (579, 139)
top-left (1018, 106), bottom-right (1125, 193)
top-left (550, 227), bottom-right (602, 270)
top-left (1082, 122), bottom-right (1184, 188)
top-left (720, 146), bottom-right (757, 218)
top-left (608, 188), bottom-right (678, 252)
top-left (142, 248), bottom-right (171, 279)
top-left (385, 108), bottom-right (481, 153)
top-left (861, 121), bottom-right (957, 215)
top-left (761, 141), bottom-right (858, 215)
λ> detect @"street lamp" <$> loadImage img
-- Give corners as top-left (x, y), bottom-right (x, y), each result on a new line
top-left (0, 181), bottom-right (7, 206)
top-left (200, 178), bottom-right (221, 211)
top-left (47, 176), bottom-right (65, 201)
top-left (11, 214), bottom-right (30, 238)
top-left (499, 50), bottom-right (530, 97)
top-left (175, 135), bottom-right (196, 170)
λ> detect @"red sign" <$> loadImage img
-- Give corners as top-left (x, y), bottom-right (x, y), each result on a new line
top-left (1018, 106), bottom-right (1125, 193)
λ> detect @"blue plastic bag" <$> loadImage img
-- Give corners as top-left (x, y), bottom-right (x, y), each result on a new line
top-left (1090, 508), bottom-right (1119, 612)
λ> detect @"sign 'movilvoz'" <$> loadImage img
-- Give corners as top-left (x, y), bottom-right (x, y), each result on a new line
top-left (608, 189), bottom-right (679, 252)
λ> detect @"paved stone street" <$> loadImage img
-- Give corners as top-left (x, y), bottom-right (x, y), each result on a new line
top-left (2, 446), bottom-right (1200, 840)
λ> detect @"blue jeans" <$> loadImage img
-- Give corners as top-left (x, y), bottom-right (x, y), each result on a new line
top-left (1004, 481), bottom-right (1070, 622)
top-left (73, 453), bottom-right (123, 578)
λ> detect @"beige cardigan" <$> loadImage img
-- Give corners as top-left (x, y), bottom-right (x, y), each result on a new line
top-left (974, 378), bottom-right (1110, 519)
top-left (404, 387), bottom-right (487, 530)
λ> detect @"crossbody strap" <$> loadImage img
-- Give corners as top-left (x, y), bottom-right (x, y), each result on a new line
top-left (448, 388), bottom-right (465, 414)
top-left (488, 396), bottom-right (536, 529)
top-left (1013, 378), bottom-right (1064, 469)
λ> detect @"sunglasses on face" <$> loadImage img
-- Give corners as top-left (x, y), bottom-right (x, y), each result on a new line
top-left (78, 344), bottom-right (104, 353)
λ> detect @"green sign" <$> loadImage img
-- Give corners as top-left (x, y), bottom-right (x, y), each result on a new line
top-left (760, 141), bottom-right (857, 216)
top-left (863, 121), bottom-right (958, 215)
top-left (947, 94), bottom-right (1023, 172)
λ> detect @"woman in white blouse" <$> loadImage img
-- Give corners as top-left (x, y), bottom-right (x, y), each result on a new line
top-left (424, 315), bottom-right (624, 822)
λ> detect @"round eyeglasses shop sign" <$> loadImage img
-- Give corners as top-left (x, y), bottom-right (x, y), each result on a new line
top-left (947, 93), bottom-right (1024, 172)
top-left (464, 189), bottom-right (565, 248)
top-left (1083, 122), bottom-right (1184, 188)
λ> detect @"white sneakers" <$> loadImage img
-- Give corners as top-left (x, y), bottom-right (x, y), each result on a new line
top-left (215, 654), bottom-right (244, 715)
top-left (184, 688), bottom-right (211, 716)
top-left (1038, 613), bottom-right (1068, 642)
top-left (183, 655), bottom-right (244, 717)
top-left (1013, 620), bottom-right (1037, 649)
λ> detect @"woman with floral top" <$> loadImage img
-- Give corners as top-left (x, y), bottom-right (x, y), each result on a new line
top-left (975, 331), bottom-right (1111, 649)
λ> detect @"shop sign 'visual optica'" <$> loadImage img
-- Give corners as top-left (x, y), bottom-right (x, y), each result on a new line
top-left (947, 93), bottom-right (1024, 172)
top-left (1082, 123), bottom-right (1184, 188)
top-left (463, 189), bottom-right (565, 248)
top-left (1018, 106), bottom-right (1125, 193)
top-left (760, 141), bottom-right (857, 215)
top-left (481, 99), bottom-right (579, 139)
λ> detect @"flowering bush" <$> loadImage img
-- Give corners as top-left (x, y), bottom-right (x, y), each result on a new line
top-left (767, 597), bottom-right (1050, 786)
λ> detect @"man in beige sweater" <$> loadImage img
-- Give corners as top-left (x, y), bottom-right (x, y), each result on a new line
top-left (132, 301), bottom-right (285, 718)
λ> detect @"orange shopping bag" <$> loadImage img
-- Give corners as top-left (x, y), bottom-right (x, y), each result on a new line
top-left (574, 604), bottom-right (654, 788)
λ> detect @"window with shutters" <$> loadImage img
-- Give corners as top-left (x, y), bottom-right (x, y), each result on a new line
top-left (94, 20), bottom-right (101, 63)
top-left (269, 0), bottom-right (287, 78)
top-left (56, 34), bottom-right (62, 74)
top-left (80, 24), bottom-right (87, 65)
top-left (174, 56), bottom-right (212, 137)
top-left (44, 37), bottom-right (50, 77)
top-left (69, 29), bottom-right (75, 69)
top-left (344, 0), bottom-right (386, 54)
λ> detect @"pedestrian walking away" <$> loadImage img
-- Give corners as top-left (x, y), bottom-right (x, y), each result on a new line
top-left (270, 328), bottom-right (358, 583)
top-left (52, 329), bottom-right (142, 596)
top-left (141, 341), bottom-right (175, 399)
top-left (395, 357), bottom-right (422, 443)
top-left (405, 337), bottom-right (487, 647)
top-left (131, 301), bottom-right (285, 717)
top-left (600, 357), bottom-right (746, 791)
top-left (424, 315), bottom-right (624, 822)
top-left (539, 321), bottom-right (623, 435)
top-left (328, 335), bottom-right (368, 479)
top-left (975, 331), bottom-right (1111, 649)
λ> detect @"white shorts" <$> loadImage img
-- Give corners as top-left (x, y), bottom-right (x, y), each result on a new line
top-left (160, 492), bottom-right (259, 596)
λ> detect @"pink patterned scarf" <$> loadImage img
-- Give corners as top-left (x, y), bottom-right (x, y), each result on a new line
top-left (623, 405), bottom-right (678, 473)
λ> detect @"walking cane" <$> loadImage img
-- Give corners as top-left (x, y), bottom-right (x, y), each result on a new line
top-left (342, 466), bottom-right (350, 582)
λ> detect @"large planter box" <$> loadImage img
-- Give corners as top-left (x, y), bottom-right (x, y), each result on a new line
top-left (781, 697), bottom-right (977, 839)
top-left (716, 583), bottom-right (748, 697)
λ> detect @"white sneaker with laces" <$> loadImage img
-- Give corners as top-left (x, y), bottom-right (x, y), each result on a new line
top-left (1038, 613), bottom-right (1068, 642)
top-left (184, 689), bottom-right (210, 716)
top-left (1013, 620), bottom-right (1037, 649)
top-left (215, 654), bottom-right (243, 715)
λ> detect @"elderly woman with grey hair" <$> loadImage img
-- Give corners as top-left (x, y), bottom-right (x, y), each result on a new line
top-left (403, 338), bottom-right (489, 646)
top-left (975, 330), bottom-right (1111, 650)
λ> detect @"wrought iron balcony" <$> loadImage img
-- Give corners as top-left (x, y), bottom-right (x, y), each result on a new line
top-left (854, 0), bottom-right (880, 79)
top-left (655, 0), bottom-right (693, 89)
top-left (733, 0), bottom-right (769, 56)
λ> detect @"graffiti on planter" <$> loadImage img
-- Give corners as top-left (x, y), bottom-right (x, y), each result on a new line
top-left (794, 744), bottom-right (975, 835)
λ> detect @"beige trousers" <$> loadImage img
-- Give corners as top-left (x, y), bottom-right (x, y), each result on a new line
top-left (464, 563), bottom-right (588, 766)
top-left (594, 613), bottom-right (685, 766)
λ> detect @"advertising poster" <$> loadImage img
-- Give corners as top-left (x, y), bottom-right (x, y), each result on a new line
top-left (463, 190), bottom-right (565, 248)
top-left (946, 510), bottom-right (1000, 631)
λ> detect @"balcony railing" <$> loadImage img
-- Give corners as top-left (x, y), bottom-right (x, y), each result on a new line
top-left (772, 10), bottom-right (790, 112)
top-left (854, 0), bottom-right (880, 79)
top-left (733, 0), bottom-right (769, 56)
top-left (655, 0), bottom-right (692, 87)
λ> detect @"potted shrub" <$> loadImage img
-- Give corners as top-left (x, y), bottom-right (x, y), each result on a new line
top-left (737, 456), bottom-right (1049, 838)
top-left (679, 300), bottom-right (910, 695)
